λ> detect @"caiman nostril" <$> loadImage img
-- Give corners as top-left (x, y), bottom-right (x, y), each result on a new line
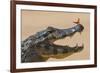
top-left (80, 24), bottom-right (84, 32)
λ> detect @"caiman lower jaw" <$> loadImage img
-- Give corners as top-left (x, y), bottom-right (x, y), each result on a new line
top-left (54, 43), bottom-right (84, 53)
top-left (41, 44), bottom-right (84, 59)
top-left (40, 42), bottom-right (84, 55)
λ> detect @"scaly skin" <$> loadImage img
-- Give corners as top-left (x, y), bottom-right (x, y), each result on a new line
top-left (21, 22), bottom-right (84, 63)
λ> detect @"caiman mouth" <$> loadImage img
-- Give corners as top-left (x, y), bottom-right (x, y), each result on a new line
top-left (36, 24), bottom-right (84, 57)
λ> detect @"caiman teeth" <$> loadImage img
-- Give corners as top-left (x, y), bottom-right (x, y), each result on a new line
top-left (74, 43), bottom-right (78, 48)
top-left (74, 43), bottom-right (84, 52)
top-left (81, 43), bottom-right (84, 48)
top-left (75, 43), bottom-right (84, 47)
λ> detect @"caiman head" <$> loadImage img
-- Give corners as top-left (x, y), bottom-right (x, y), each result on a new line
top-left (21, 18), bottom-right (84, 62)
top-left (34, 18), bottom-right (84, 58)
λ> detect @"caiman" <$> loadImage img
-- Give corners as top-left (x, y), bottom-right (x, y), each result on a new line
top-left (21, 18), bottom-right (84, 63)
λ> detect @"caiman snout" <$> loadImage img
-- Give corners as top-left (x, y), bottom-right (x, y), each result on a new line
top-left (74, 24), bottom-right (84, 33)
top-left (73, 18), bottom-right (84, 33)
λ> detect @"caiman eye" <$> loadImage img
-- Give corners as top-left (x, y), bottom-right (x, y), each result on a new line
top-left (43, 33), bottom-right (48, 37)
top-left (43, 31), bottom-right (53, 37)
